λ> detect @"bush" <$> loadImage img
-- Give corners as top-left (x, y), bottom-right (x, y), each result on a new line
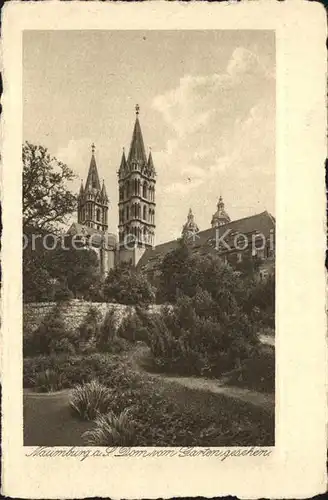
top-left (53, 282), bottom-right (74, 302)
top-left (225, 345), bottom-right (275, 393)
top-left (79, 306), bottom-right (102, 341)
top-left (147, 291), bottom-right (259, 377)
top-left (103, 263), bottom-right (155, 306)
top-left (69, 380), bottom-right (113, 420)
top-left (23, 265), bottom-right (55, 303)
top-left (242, 275), bottom-right (275, 328)
top-left (23, 353), bottom-right (127, 391)
top-left (33, 368), bottom-right (65, 392)
top-left (82, 409), bottom-right (136, 445)
top-left (96, 309), bottom-right (116, 350)
top-left (23, 305), bottom-right (77, 356)
top-left (117, 308), bottom-right (148, 343)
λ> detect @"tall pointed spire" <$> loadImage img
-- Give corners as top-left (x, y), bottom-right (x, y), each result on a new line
top-left (128, 104), bottom-right (147, 165)
top-left (119, 147), bottom-right (127, 176)
top-left (147, 148), bottom-right (155, 174)
top-left (85, 143), bottom-right (101, 191)
top-left (118, 105), bottom-right (156, 252)
top-left (101, 179), bottom-right (108, 201)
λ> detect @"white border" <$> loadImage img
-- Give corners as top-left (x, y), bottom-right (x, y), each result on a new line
top-left (1, 1), bottom-right (327, 498)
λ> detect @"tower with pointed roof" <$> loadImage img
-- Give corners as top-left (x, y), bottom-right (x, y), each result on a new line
top-left (211, 195), bottom-right (231, 228)
top-left (77, 144), bottom-right (109, 231)
top-left (118, 105), bottom-right (156, 262)
top-left (181, 208), bottom-right (199, 241)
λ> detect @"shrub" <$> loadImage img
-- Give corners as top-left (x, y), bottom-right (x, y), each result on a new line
top-left (79, 306), bottom-right (102, 342)
top-left (96, 309), bottom-right (116, 350)
top-left (23, 265), bottom-right (55, 303)
top-left (53, 282), bottom-right (74, 302)
top-left (117, 309), bottom-right (148, 343)
top-left (82, 409), bottom-right (136, 446)
top-left (147, 291), bottom-right (259, 377)
top-left (225, 345), bottom-right (275, 393)
top-left (23, 305), bottom-right (76, 356)
top-left (33, 368), bottom-right (64, 392)
top-left (23, 353), bottom-right (122, 390)
top-left (103, 263), bottom-right (155, 306)
top-left (242, 275), bottom-right (275, 328)
top-left (69, 380), bottom-right (113, 420)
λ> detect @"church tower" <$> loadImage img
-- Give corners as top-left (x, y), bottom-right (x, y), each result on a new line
top-left (181, 208), bottom-right (199, 241)
top-left (118, 105), bottom-right (156, 254)
top-left (77, 144), bottom-right (109, 231)
top-left (211, 195), bottom-right (231, 228)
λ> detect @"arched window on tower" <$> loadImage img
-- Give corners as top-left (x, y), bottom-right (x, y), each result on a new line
top-left (126, 206), bottom-right (129, 221)
top-left (119, 187), bottom-right (123, 201)
top-left (96, 208), bottom-right (101, 222)
top-left (143, 181), bottom-right (148, 199)
top-left (143, 205), bottom-right (147, 220)
top-left (134, 179), bottom-right (138, 195)
top-left (125, 180), bottom-right (130, 198)
top-left (137, 179), bottom-right (141, 195)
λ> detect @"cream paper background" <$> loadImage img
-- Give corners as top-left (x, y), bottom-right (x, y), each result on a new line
top-left (1, 1), bottom-right (327, 498)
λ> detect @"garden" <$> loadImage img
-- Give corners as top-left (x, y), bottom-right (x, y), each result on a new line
top-left (23, 243), bottom-right (275, 447)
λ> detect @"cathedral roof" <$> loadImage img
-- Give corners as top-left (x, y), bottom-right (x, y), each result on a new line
top-left (137, 211), bottom-right (275, 273)
top-left (85, 144), bottom-right (101, 192)
top-left (127, 105), bottom-right (147, 165)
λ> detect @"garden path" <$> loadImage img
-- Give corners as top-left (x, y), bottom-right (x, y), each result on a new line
top-left (129, 344), bottom-right (274, 413)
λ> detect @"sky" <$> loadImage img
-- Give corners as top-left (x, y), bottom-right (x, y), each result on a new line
top-left (23, 30), bottom-right (275, 244)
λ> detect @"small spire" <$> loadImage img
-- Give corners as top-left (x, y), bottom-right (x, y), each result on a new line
top-left (182, 207), bottom-right (199, 240)
top-left (217, 195), bottom-right (224, 208)
top-left (135, 104), bottom-right (140, 116)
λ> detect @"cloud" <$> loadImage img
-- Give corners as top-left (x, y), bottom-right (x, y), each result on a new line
top-left (152, 46), bottom-right (274, 188)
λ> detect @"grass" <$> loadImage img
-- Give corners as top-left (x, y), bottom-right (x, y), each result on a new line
top-left (23, 390), bottom-right (91, 446)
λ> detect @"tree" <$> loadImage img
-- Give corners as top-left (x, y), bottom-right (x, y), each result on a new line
top-left (158, 239), bottom-right (244, 307)
top-left (48, 243), bottom-right (101, 298)
top-left (23, 231), bottom-right (102, 302)
top-left (103, 262), bottom-right (155, 306)
top-left (23, 142), bottom-right (77, 231)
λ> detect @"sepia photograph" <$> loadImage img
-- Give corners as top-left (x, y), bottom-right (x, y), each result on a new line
top-left (22, 29), bottom-right (276, 448)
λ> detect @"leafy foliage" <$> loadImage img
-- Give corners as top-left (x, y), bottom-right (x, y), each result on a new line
top-left (33, 368), bottom-right (65, 393)
top-left (24, 350), bottom-right (273, 445)
top-left (96, 309), bottom-right (116, 350)
top-left (23, 305), bottom-right (78, 357)
top-left (117, 308), bottom-right (149, 343)
top-left (146, 290), bottom-right (258, 377)
top-left (242, 274), bottom-right (275, 327)
top-left (23, 230), bottom-right (102, 302)
top-left (103, 262), bottom-right (155, 306)
top-left (70, 380), bottom-right (113, 420)
top-left (79, 306), bottom-right (102, 341)
top-left (23, 142), bottom-right (77, 231)
top-left (83, 409), bottom-right (136, 446)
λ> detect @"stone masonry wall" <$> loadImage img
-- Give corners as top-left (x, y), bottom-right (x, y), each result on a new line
top-left (23, 300), bottom-right (161, 333)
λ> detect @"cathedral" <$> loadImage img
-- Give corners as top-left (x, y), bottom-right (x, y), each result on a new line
top-left (68, 105), bottom-right (275, 280)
